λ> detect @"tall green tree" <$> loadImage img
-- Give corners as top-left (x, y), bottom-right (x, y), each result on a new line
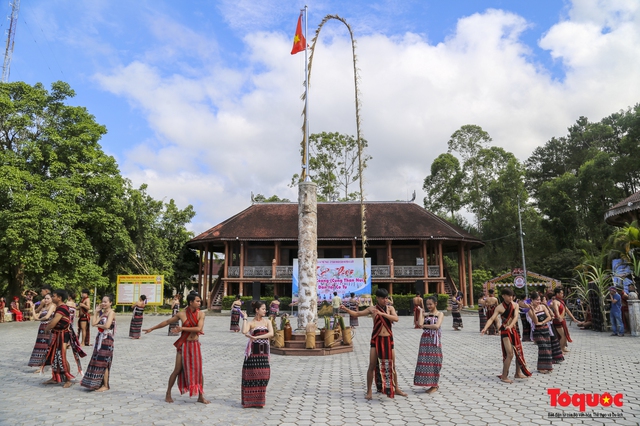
top-left (422, 153), bottom-right (463, 220)
top-left (291, 132), bottom-right (371, 201)
top-left (0, 81), bottom-right (130, 297)
top-left (447, 125), bottom-right (492, 228)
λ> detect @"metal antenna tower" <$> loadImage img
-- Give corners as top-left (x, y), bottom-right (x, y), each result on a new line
top-left (2, 0), bottom-right (20, 83)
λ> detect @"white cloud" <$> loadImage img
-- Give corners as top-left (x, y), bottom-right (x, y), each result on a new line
top-left (94, 2), bottom-right (640, 235)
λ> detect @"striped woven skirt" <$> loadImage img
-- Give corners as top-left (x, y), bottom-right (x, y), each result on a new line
top-left (549, 329), bottom-right (564, 363)
top-left (81, 334), bottom-right (114, 390)
top-left (478, 309), bottom-right (487, 332)
top-left (452, 312), bottom-right (463, 328)
top-left (532, 327), bottom-right (553, 371)
top-left (28, 322), bottom-right (51, 367)
top-left (241, 344), bottom-right (270, 407)
top-left (373, 335), bottom-right (395, 398)
top-left (349, 305), bottom-right (359, 327)
top-left (178, 340), bottom-right (204, 397)
top-left (520, 313), bottom-right (532, 341)
top-left (23, 307), bottom-right (34, 321)
top-left (129, 313), bottom-right (143, 338)
top-left (230, 308), bottom-right (241, 331)
top-left (413, 331), bottom-right (442, 388)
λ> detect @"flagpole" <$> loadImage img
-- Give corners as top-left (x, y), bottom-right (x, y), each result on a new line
top-left (303, 5), bottom-right (310, 182)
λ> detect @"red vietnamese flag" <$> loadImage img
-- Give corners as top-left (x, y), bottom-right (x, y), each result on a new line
top-left (291, 13), bottom-right (306, 55)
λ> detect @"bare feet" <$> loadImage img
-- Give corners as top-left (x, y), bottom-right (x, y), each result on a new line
top-left (499, 376), bottom-right (513, 384)
top-left (197, 395), bottom-right (210, 404)
top-left (365, 391), bottom-right (372, 400)
top-left (562, 349), bottom-right (570, 353)
top-left (96, 386), bottom-right (109, 392)
top-left (395, 389), bottom-right (408, 397)
top-left (63, 381), bottom-right (73, 388)
top-left (42, 379), bottom-right (57, 385)
top-left (514, 374), bottom-right (528, 379)
top-left (165, 394), bottom-right (174, 403)
top-left (426, 386), bottom-right (439, 394)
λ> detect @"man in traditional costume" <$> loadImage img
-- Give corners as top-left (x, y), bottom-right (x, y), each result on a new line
top-left (341, 288), bottom-right (407, 399)
top-left (481, 287), bottom-right (531, 383)
top-left (143, 291), bottom-right (209, 404)
top-left (484, 289), bottom-right (499, 335)
top-left (550, 287), bottom-right (577, 351)
top-left (77, 289), bottom-right (91, 346)
top-left (42, 289), bottom-right (86, 387)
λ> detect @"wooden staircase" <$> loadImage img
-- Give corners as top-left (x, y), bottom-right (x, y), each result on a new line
top-left (208, 277), bottom-right (224, 311)
top-left (271, 332), bottom-right (354, 356)
top-left (443, 267), bottom-right (458, 297)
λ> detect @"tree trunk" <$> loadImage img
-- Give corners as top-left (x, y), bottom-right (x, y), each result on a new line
top-left (297, 182), bottom-right (318, 329)
top-left (8, 263), bottom-right (25, 300)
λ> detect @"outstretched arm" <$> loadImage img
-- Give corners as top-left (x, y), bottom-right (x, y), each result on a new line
top-left (143, 313), bottom-right (182, 333)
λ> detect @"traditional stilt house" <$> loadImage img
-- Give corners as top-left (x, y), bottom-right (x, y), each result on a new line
top-left (187, 201), bottom-right (484, 310)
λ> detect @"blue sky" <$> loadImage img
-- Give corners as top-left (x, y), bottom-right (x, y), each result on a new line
top-left (5, 0), bottom-right (640, 233)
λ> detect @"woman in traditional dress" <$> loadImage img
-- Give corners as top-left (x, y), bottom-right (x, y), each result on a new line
top-left (269, 295), bottom-right (280, 319)
top-left (168, 295), bottom-right (181, 336)
top-left (349, 292), bottom-right (359, 328)
top-left (414, 296), bottom-right (444, 394)
top-left (527, 292), bottom-right (553, 374)
top-left (22, 290), bottom-right (36, 321)
top-left (477, 292), bottom-right (487, 332)
top-left (230, 295), bottom-right (242, 332)
top-left (0, 297), bottom-right (6, 323)
top-left (129, 295), bottom-right (147, 339)
top-left (28, 293), bottom-right (55, 371)
top-left (241, 301), bottom-right (274, 408)
top-left (451, 292), bottom-right (463, 331)
top-left (546, 292), bottom-right (564, 364)
top-left (9, 296), bottom-right (23, 322)
top-left (81, 294), bottom-right (116, 391)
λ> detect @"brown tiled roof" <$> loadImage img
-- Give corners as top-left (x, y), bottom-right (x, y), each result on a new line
top-left (188, 202), bottom-right (484, 249)
top-left (605, 191), bottom-right (640, 226)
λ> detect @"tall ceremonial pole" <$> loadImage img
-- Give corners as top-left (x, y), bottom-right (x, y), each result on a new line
top-left (295, 6), bottom-right (318, 329)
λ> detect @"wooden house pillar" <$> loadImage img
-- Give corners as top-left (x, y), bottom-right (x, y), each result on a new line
top-left (467, 244), bottom-right (474, 308)
top-left (438, 241), bottom-right (444, 294)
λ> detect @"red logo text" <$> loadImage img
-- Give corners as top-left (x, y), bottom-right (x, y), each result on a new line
top-left (548, 388), bottom-right (623, 412)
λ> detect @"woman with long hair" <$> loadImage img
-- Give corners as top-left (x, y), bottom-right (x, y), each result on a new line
top-left (129, 295), bottom-right (147, 339)
top-left (230, 295), bottom-right (242, 332)
top-left (241, 300), bottom-right (274, 408)
top-left (414, 296), bottom-right (444, 393)
top-left (349, 292), bottom-right (359, 328)
top-left (81, 294), bottom-right (116, 391)
top-left (22, 290), bottom-right (36, 321)
top-left (28, 293), bottom-right (55, 371)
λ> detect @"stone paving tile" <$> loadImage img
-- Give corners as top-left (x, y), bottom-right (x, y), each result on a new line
top-left (0, 314), bottom-right (638, 425)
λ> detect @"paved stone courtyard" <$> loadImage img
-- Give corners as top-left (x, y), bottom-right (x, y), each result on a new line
top-left (0, 312), bottom-right (638, 425)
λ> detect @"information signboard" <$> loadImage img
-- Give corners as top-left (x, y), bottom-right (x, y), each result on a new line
top-left (116, 275), bottom-right (164, 305)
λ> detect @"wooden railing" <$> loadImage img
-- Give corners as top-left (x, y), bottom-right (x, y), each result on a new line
top-left (227, 264), bottom-right (441, 279)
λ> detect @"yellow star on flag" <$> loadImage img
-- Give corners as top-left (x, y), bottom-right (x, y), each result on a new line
top-left (293, 34), bottom-right (300, 43)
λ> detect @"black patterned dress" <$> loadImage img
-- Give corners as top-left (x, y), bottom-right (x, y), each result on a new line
top-left (413, 314), bottom-right (442, 388)
top-left (81, 312), bottom-right (116, 390)
top-left (532, 310), bottom-right (552, 371)
top-left (129, 305), bottom-right (144, 338)
top-left (241, 326), bottom-right (271, 408)
top-left (451, 297), bottom-right (463, 329)
top-left (28, 308), bottom-right (52, 367)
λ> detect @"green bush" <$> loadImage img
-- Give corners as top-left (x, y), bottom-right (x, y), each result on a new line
top-left (424, 293), bottom-right (449, 311)
top-left (390, 294), bottom-right (412, 312)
